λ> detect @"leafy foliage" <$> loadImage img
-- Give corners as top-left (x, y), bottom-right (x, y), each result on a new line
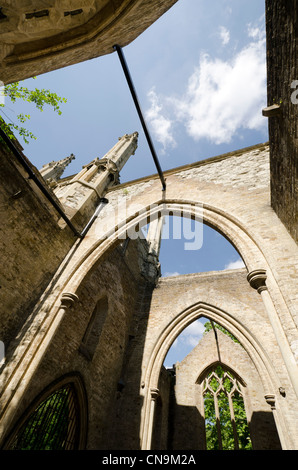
top-left (203, 322), bottom-right (251, 449)
top-left (203, 320), bottom-right (240, 344)
top-left (0, 78), bottom-right (67, 144)
top-left (11, 387), bottom-right (72, 450)
top-left (203, 365), bottom-right (252, 450)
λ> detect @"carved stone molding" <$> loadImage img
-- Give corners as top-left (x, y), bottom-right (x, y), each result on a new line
top-left (98, 158), bottom-right (119, 175)
top-left (264, 394), bottom-right (276, 410)
top-left (60, 292), bottom-right (79, 309)
top-left (150, 388), bottom-right (160, 401)
top-left (247, 269), bottom-right (267, 293)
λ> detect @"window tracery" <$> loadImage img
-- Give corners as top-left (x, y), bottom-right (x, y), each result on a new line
top-left (202, 365), bottom-right (252, 450)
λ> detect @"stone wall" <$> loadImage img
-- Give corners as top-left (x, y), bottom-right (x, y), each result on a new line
top-left (0, 143), bottom-right (75, 353)
top-left (151, 366), bottom-right (172, 450)
top-left (175, 144), bottom-right (270, 191)
top-left (1, 141), bottom-right (297, 450)
top-left (1, 237), bottom-right (150, 449)
top-left (173, 329), bottom-right (281, 450)
top-left (137, 267), bottom-right (298, 449)
top-left (265, 0), bottom-right (298, 242)
top-left (0, 0), bottom-right (297, 452)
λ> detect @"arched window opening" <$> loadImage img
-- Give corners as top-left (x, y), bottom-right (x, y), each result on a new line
top-left (7, 383), bottom-right (81, 450)
top-left (79, 296), bottom-right (108, 360)
top-left (159, 216), bottom-right (244, 278)
top-left (164, 317), bottom-right (209, 368)
top-left (202, 364), bottom-right (252, 450)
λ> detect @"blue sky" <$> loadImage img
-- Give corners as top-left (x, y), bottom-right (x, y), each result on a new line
top-left (2, 0), bottom-right (268, 365)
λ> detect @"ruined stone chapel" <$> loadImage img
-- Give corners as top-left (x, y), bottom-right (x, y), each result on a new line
top-left (0, 0), bottom-right (297, 451)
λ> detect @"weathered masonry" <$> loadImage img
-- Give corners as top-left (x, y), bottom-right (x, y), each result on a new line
top-left (0, 0), bottom-right (297, 450)
top-left (0, 0), bottom-right (178, 84)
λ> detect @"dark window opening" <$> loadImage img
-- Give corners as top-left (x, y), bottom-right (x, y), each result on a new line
top-left (79, 296), bottom-right (109, 361)
top-left (0, 8), bottom-right (7, 20)
top-left (64, 9), bottom-right (83, 17)
top-left (25, 10), bottom-right (49, 19)
top-left (7, 383), bottom-right (80, 450)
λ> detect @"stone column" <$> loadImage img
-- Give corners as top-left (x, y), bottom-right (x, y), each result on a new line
top-left (264, 393), bottom-right (290, 449)
top-left (141, 216), bottom-right (164, 284)
top-left (144, 388), bottom-right (160, 450)
top-left (247, 269), bottom-right (298, 400)
top-left (106, 132), bottom-right (139, 173)
top-left (147, 216), bottom-right (164, 259)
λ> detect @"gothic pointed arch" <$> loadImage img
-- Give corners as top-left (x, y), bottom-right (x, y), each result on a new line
top-left (199, 361), bottom-right (252, 450)
top-left (1, 198), bottom-right (296, 450)
top-left (139, 301), bottom-right (287, 449)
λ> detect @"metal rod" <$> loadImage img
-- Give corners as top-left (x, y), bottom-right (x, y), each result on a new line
top-left (113, 44), bottom-right (166, 191)
top-left (79, 197), bottom-right (108, 238)
top-left (0, 127), bottom-right (82, 237)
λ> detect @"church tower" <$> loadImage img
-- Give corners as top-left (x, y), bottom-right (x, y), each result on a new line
top-left (52, 132), bottom-right (138, 230)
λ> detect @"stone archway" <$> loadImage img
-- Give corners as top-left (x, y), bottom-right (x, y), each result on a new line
top-left (1, 198), bottom-right (297, 448)
top-left (65, 197), bottom-right (298, 410)
top-left (139, 301), bottom-right (290, 449)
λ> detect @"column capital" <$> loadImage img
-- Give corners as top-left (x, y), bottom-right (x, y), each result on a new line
top-left (247, 269), bottom-right (267, 293)
top-left (150, 388), bottom-right (160, 401)
top-left (60, 292), bottom-right (79, 309)
top-left (264, 394), bottom-right (276, 410)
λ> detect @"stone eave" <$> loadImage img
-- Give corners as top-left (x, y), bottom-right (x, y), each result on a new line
top-left (0, 0), bottom-right (178, 84)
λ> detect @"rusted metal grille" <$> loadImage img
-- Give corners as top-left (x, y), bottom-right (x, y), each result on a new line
top-left (9, 384), bottom-right (80, 450)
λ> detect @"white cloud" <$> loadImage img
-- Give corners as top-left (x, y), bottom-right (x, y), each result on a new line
top-left (146, 23), bottom-right (267, 147)
top-left (177, 320), bottom-right (205, 348)
top-left (247, 20), bottom-right (265, 40)
top-left (219, 26), bottom-right (230, 45)
top-left (224, 258), bottom-right (245, 270)
top-left (176, 34), bottom-right (266, 144)
top-left (145, 88), bottom-right (176, 154)
top-left (163, 271), bottom-right (180, 277)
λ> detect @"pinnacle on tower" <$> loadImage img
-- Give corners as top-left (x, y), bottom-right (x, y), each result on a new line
top-left (53, 133), bottom-right (139, 231)
top-left (39, 154), bottom-right (75, 182)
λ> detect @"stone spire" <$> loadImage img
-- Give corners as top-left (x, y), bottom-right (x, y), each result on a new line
top-left (55, 132), bottom-right (138, 230)
top-left (99, 131), bottom-right (139, 176)
top-left (80, 131), bottom-right (139, 186)
top-left (39, 154), bottom-right (75, 182)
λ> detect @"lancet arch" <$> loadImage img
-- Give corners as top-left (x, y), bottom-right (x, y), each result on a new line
top-left (64, 197), bottom-right (269, 293)
top-left (139, 300), bottom-right (287, 449)
top-left (2, 373), bottom-right (88, 450)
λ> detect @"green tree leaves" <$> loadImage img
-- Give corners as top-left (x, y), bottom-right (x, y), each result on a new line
top-left (203, 320), bottom-right (240, 344)
top-left (0, 78), bottom-right (67, 144)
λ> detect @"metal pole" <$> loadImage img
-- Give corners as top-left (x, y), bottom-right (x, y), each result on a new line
top-left (113, 44), bottom-right (166, 191)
